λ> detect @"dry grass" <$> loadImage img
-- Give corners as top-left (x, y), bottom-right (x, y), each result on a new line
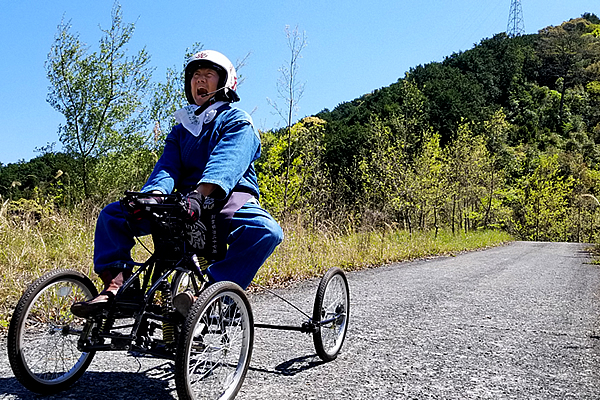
top-left (0, 201), bottom-right (95, 329)
top-left (0, 201), bottom-right (513, 330)
top-left (256, 221), bottom-right (513, 287)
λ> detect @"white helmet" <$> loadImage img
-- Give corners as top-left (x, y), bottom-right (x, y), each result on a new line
top-left (184, 50), bottom-right (239, 104)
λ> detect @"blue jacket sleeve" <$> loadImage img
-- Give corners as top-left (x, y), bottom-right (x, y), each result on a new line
top-left (200, 110), bottom-right (260, 198)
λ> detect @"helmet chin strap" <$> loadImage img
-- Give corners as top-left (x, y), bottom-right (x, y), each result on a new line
top-left (200, 86), bottom-right (226, 98)
top-left (194, 87), bottom-right (227, 115)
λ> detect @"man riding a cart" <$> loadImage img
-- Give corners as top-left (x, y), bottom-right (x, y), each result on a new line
top-left (71, 49), bottom-right (284, 318)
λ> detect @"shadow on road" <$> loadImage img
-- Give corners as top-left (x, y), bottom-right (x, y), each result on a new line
top-left (248, 353), bottom-right (325, 377)
top-left (2, 354), bottom-right (326, 399)
top-left (1, 363), bottom-right (177, 400)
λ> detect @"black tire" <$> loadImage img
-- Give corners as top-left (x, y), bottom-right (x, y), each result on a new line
top-left (312, 267), bottom-right (350, 362)
top-left (7, 269), bottom-right (98, 394)
top-left (175, 281), bottom-right (254, 400)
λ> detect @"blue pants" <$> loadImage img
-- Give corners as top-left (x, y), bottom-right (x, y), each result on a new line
top-left (93, 201), bottom-right (283, 289)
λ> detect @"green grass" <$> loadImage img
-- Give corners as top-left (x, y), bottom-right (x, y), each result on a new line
top-left (0, 202), bottom-right (513, 330)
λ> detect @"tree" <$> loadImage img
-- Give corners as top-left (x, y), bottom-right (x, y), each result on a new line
top-left (358, 115), bottom-right (408, 221)
top-left (537, 18), bottom-right (600, 126)
top-left (257, 117), bottom-right (330, 222)
top-left (149, 66), bottom-right (186, 151)
top-left (46, 3), bottom-right (152, 197)
top-left (412, 131), bottom-right (446, 236)
top-left (582, 13), bottom-right (600, 25)
top-left (268, 25), bottom-right (308, 212)
top-left (408, 62), bottom-right (486, 144)
top-left (512, 154), bottom-right (574, 240)
top-left (482, 110), bottom-right (511, 227)
top-left (444, 122), bottom-right (494, 233)
top-left (385, 78), bottom-right (430, 160)
top-left (0, 152), bottom-right (78, 204)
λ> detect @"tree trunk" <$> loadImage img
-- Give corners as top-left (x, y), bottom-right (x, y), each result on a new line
top-left (81, 156), bottom-right (89, 199)
top-left (434, 206), bottom-right (439, 238)
top-left (558, 81), bottom-right (567, 127)
top-left (484, 167), bottom-right (495, 229)
top-left (451, 194), bottom-right (456, 235)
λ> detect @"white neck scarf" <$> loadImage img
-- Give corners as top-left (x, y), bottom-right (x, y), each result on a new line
top-left (174, 102), bottom-right (227, 137)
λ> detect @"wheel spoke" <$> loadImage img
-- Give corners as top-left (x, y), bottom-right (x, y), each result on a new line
top-left (8, 270), bottom-right (96, 393)
top-left (313, 268), bottom-right (350, 361)
top-left (176, 282), bottom-right (253, 400)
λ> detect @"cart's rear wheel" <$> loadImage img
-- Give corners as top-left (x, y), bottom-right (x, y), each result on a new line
top-left (175, 281), bottom-right (253, 400)
top-left (7, 269), bottom-right (97, 394)
top-left (312, 267), bottom-right (349, 361)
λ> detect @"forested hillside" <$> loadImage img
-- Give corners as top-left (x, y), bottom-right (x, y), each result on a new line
top-left (2, 13), bottom-right (600, 242)
top-left (259, 13), bottom-right (600, 242)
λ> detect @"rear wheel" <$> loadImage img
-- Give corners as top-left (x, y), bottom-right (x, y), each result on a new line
top-left (175, 281), bottom-right (253, 400)
top-left (312, 267), bottom-right (350, 361)
top-left (7, 269), bottom-right (98, 394)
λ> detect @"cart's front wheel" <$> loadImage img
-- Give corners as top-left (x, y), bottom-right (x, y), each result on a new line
top-left (175, 281), bottom-right (253, 400)
top-left (313, 267), bottom-right (350, 361)
top-left (7, 269), bottom-right (98, 394)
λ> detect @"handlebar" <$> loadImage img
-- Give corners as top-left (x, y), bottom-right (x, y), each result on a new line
top-left (123, 190), bottom-right (179, 201)
top-left (121, 191), bottom-right (187, 223)
top-left (121, 191), bottom-right (197, 258)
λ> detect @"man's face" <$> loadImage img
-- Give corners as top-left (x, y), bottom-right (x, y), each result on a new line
top-left (191, 67), bottom-right (220, 106)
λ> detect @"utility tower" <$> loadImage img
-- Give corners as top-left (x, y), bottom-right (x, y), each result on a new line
top-left (507, 0), bottom-right (525, 37)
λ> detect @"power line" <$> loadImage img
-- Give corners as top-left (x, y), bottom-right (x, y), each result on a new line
top-left (507, 0), bottom-right (525, 37)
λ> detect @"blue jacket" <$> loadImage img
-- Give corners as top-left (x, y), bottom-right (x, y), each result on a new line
top-left (142, 104), bottom-right (261, 199)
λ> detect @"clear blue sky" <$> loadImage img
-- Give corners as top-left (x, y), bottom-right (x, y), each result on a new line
top-left (0, 0), bottom-right (597, 164)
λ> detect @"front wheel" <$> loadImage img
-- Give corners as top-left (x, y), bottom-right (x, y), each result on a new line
top-left (312, 267), bottom-right (350, 361)
top-left (7, 269), bottom-right (98, 394)
top-left (175, 281), bottom-right (254, 400)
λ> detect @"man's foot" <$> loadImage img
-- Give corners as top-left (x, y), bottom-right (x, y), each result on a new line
top-left (173, 290), bottom-right (196, 318)
top-left (70, 269), bottom-right (127, 318)
top-left (71, 292), bottom-right (115, 318)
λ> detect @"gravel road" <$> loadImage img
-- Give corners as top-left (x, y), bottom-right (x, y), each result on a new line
top-left (1, 241), bottom-right (599, 399)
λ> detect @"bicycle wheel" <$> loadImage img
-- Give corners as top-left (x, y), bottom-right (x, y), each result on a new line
top-left (175, 281), bottom-right (253, 400)
top-left (7, 269), bottom-right (98, 394)
top-left (312, 267), bottom-right (350, 362)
